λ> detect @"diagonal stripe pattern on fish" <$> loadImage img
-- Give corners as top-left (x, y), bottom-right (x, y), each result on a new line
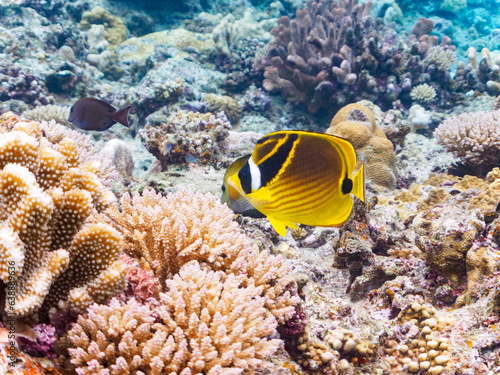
top-left (222, 130), bottom-right (365, 236)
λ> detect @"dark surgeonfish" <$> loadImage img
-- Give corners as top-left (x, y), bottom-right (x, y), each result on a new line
top-left (222, 130), bottom-right (365, 237)
top-left (68, 97), bottom-right (133, 131)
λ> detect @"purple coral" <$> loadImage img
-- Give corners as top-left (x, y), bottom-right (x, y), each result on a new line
top-left (18, 324), bottom-right (57, 360)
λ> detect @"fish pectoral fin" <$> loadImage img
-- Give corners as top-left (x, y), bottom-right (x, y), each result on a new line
top-left (267, 216), bottom-right (298, 237)
top-left (246, 186), bottom-right (272, 208)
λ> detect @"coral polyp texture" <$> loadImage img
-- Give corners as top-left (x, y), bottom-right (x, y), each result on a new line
top-left (90, 189), bottom-right (300, 324)
top-left (140, 111), bottom-right (232, 170)
top-left (62, 262), bottom-right (280, 375)
top-left (434, 109), bottom-right (500, 175)
top-left (327, 103), bottom-right (397, 188)
top-left (0, 112), bottom-right (126, 318)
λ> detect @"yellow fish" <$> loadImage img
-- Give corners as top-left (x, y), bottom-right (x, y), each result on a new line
top-left (222, 130), bottom-right (365, 236)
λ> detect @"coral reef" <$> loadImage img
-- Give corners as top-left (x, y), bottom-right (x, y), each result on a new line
top-left (258, 0), bottom-right (466, 114)
top-left (21, 105), bottom-right (71, 127)
top-left (140, 111), bottom-right (232, 170)
top-left (0, 113), bottom-right (126, 319)
top-left (90, 189), bottom-right (300, 324)
top-left (62, 263), bottom-right (281, 375)
top-left (327, 103), bottom-right (397, 188)
top-left (261, 0), bottom-right (374, 113)
top-left (79, 6), bottom-right (128, 51)
top-left (204, 93), bottom-right (243, 125)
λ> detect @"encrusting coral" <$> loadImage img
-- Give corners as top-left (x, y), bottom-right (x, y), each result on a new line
top-left (0, 112), bottom-right (126, 319)
top-left (90, 189), bottom-right (300, 325)
top-left (326, 103), bottom-right (397, 188)
top-left (62, 262), bottom-right (281, 375)
top-left (204, 93), bottom-right (243, 125)
top-left (413, 206), bottom-right (485, 285)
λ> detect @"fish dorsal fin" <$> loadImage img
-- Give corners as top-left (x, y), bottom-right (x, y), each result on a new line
top-left (267, 215), bottom-right (298, 237)
top-left (110, 106), bottom-right (133, 127)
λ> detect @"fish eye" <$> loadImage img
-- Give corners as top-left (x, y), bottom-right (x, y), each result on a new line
top-left (221, 184), bottom-right (226, 192)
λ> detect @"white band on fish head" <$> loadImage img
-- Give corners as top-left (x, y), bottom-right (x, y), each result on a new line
top-left (249, 157), bottom-right (261, 192)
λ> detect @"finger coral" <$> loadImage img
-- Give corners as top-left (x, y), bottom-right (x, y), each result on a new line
top-left (262, 0), bottom-right (373, 113)
top-left (63, 262), bottom-right (281, 374)
top-left (0, 112), bottom-right (126, 319)
top-left (90, 189), bottom-right (300, 325)
top-left (433, 109), bottom-right (500, 176)
top-left (140, 111), bottom-right (231, 170)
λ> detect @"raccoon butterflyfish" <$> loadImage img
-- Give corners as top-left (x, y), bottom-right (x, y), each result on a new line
top-left (222, 130), bottom-right (365, 236)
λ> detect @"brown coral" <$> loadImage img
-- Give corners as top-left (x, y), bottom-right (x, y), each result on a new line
top-left (0, 113), bottom-right (126, 318)
top-left (327, 103), bottom-right (397, 188)
top-left (204, 93), bottom-right (243, 125)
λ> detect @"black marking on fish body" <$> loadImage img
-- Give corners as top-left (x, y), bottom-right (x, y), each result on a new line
top-left (341, 176), bottom-right (353, 195)
top-left (259, 133), bottom-right (299, 187)
top-left (238, 162), bottom-right (252, 195)
top-left (256, 132), bottom-right (287, 145)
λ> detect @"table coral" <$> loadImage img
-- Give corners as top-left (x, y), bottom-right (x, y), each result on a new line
top-left (0, 112), bottom-right (126, 319)
top-left (139, 111), bottom-right (231, 170)
top-left (326, 103), bottom-right (397, 188)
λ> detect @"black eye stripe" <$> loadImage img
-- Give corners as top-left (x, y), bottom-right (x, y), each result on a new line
top-left (238, 162), bottom-right (252, 195)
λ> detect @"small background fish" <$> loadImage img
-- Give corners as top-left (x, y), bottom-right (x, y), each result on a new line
top-left (68, 98), bottom-right (133, 131)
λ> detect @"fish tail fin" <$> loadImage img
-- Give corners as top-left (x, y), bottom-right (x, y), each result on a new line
top-left (111, 106), bottom-right (133, 127)
top-left (267, 216), bottom-right (298, 237)
top-left (351, 163), bottom-right (365, 203)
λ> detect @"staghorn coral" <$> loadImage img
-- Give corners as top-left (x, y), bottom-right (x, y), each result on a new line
top-left (0, 112), bottom-right (126, 319)
top-left (62, 262), bottom-right (281, 375)
top-left (90, 189), bottom-right (300, 325)
top-left (140, 111), bottom-right (231, 170)
top-left (434, 109), bottom-right (500, 176)
top-left (326, 103), bottom-right (397, 188)
top-left (410, 84), bottom-right (437, 104)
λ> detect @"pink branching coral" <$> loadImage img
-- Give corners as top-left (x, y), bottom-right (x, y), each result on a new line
top-left (91, 189), bottom-right (300, 324)
top-left (63, 262), bottom-right (281, 374)
top-left (434, 109), bottom-right (500, 175)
